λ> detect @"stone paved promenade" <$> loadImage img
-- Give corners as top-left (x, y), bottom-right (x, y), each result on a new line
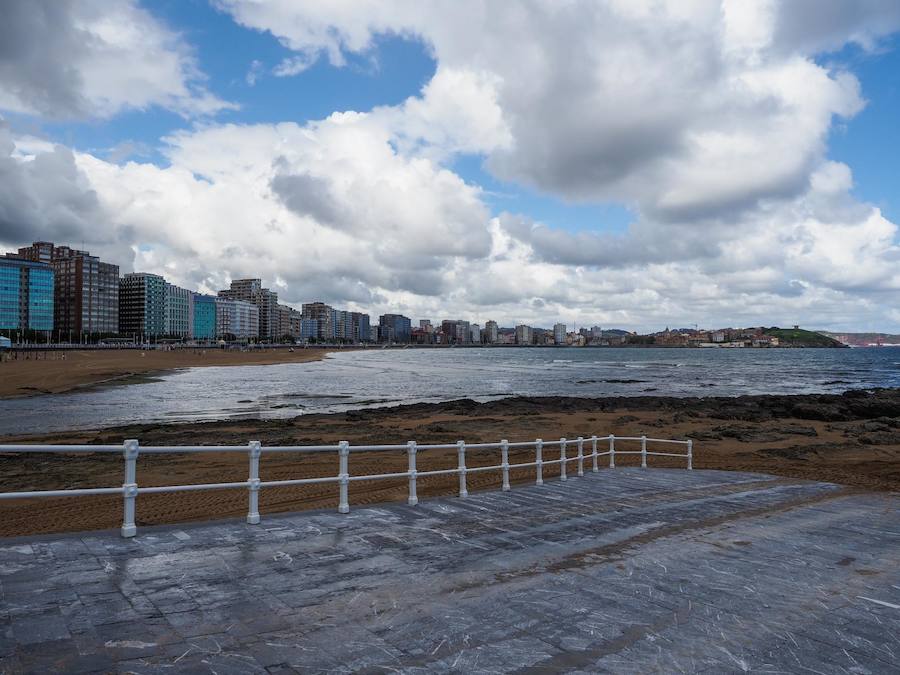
top-left (1, 468), bottom-right (898, 673)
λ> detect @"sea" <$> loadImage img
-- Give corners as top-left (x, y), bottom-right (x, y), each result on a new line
top-left (1, 346), bottom-right (900, 436)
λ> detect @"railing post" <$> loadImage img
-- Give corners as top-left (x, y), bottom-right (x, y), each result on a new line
top-left (576, 437), bottom-right (584, 477)
top-left (247, 440), bottom-right (262, 524)
top-left (338, 440), bottom-right (350, 513)
top-left (591, 436), bottom-right (599, 473)
top-left (407, 440), bottom-right (418, 506)
top-left (121, 439), bottom-right (139, 538)
top-left (687, 439), bottom-right (693, 470)
top-left (500, 439), bottom-right (510, 491)
top-left (609, 435), bottom-right (616, 468)
top-left (457, 440), bottom-right (467, 498)
top-left (641, 435), bottom-right (647, 468)
top-left (535, 439), bottom-right (543, 486)
top-left (560, 438), bottom-right (567, 481)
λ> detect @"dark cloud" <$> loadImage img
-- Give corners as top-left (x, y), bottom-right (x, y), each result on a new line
top-left (270, 169), bottom-right (347, 227)
top-left (0, 1), bottom-right (90, 117)
top-left (0, 122), bottom-right (104, 245)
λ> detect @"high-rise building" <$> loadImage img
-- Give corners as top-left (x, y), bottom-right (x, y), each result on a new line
top-left (214, 298), bottom-right (259, 339)
top-left (553, 322), bottom-right (567, 345)
top-left (192, 295), bottom-right (217, 340)
top-left (484, 320), bottom-right (499, 344)
top-left (470, 323), bottom-right (481, 344)
top-left (0, 257), bottom-right (54, 332)
top-left (119, 273), bottom-right (167, 338)
top-left (302, 302), bottom-right (335, 340)
top-left (218, 279), bottom-right (278, 341)
top-left (515, 324), bottom-right (533, 345)
top-left (419, 320), bottom-right (433, 333)
top-left (13, 241), bottom-right (118, 335)
top-left (165, 283), bottom-right (194, 338)
top-left (351, 312), bottom-right (371, 342)
top-left (380, 314), bottom-right (411, 342)
top-left (440, 319), bottom-right (470, 344)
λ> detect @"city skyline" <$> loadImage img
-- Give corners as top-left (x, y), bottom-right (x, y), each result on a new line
top-left (1, 2), bottom-right (900, 331)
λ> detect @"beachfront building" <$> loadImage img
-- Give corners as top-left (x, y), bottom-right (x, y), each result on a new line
top-left (553, 323), bottom-right (567, 345)
top-left (441, 319), bottom-right (470, 344)
top-left (274, 303), bottom-right (303, 340)
top-left (299, 318), bottom-right (319, 341)
top-left (164, 283), bottom-right (194, 338)
top-left (302, 302), bottom-right (336, 340)
top-left (214, 298), bottom-right (259, 339)
top-left (351, 312), bottom-right (371, 342)
top-left (119, 273), bottom-right (167, 339)
top-left (379, 313), bottom-right (411, 343)
top-left (484, 320), bottom-right (499, 344)
top-left (192, 295), bottom-right (217, 340)
top-left (515, 324), bottom-right (533, 345)
top-left (13, 241), bottom-right (119, 336)
top-left (218, 279), bottom-right (278, 341)
top-left (0, 257), bottom-right (54, 333)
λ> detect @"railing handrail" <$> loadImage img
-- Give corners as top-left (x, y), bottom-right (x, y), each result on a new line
top-left (0, 432), bottom-right (693, 537)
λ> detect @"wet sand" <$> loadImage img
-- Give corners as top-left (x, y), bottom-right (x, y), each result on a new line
top-left (0, 347), bottom-right (350, 398)
top-left (1, 389), bottom-right (898, 537)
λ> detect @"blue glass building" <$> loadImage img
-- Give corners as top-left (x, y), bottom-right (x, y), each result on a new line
top-left (193, 294), bottom-right (217, 339)
top-left (0, 257), bottom-right (54, 332)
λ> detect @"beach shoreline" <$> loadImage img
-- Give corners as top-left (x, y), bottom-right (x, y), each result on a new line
top-left (0, 346), bottom-right (358, 399)
top-left (1, 389), bottom-right (898, 537)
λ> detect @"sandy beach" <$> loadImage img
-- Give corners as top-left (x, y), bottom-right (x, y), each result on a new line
top-left (0, 347), bottom-right (352, 398)
top-left (1, 389), bottom-right (898, 537)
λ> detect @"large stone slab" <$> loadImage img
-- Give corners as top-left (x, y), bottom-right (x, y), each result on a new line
top-left (0, 469), bottom-right (897, 673)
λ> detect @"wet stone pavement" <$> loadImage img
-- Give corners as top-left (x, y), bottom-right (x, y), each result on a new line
top-left (0, 468), bottom-right (898, 674)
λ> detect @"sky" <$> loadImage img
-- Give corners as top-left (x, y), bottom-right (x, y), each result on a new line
top-left (1, 1), bottom-right (900, 332)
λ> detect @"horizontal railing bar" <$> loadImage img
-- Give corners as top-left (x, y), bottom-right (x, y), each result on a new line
top-left (0, 487), bottom-right (123, 499)
top-left (139, 481), bottom-right (249, 494)
top-left (612, 437), bottom-right (689, 444)
top-left (646, 451), bottom-right (690, 458)
top-left (414, 443), bottom-right (469, 451)
top-left (262, 445), bottom-right (342, 453)
top-left (613, 451), bottom-right (643, 455)
top-left (139, 446), bottom-right (251, 454)
top-left (541, 458), bottom-right (564, 465)
top-left (416, 468), bottom-right (463, 477)
top-left (259, 477), bottom-right (341, 487)
top-left (466, 465), bottom-right (503, 473)
top-left (347, 471), bottom-right (412, 481)
top-left (0, 445), bottom-right (121, 453)
top-left (510, 461), bottom-right (539, 468)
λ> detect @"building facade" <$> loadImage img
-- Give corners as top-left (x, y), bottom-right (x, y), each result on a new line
top-left (214, 298), bottom-right (259, 339)
top-left (515, 324), bottom-right (533, 345)
top-left (192, 295), bottom-right (217, 340)
top-left (0, 257), bottom-right (54, 332)
top-left (14, 241), bottom-right (119, 335)
top-left (218, 279), bottom-right (278, 341)
top-left (301, 302), bottom-right (335, 340)
top-left (553, 323), bottom-right (567, 345)
top-left (164, 284), bottom-right (194, 338)
top-left (379, 314), bottom-right (411, 342)
top-left (119, 273), bottom-right (167, 338)
top-left (484, 320), bottom-right (499, 344)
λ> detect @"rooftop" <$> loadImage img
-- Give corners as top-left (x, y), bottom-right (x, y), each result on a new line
top-left (1, 468), bottom-right (897, 673)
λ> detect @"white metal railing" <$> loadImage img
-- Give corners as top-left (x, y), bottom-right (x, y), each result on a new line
top-left (0, 434), bottom-right (692, 538)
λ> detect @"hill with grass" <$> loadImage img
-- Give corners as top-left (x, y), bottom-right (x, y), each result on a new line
top-left (765, 327), bottom-right (847, 348)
